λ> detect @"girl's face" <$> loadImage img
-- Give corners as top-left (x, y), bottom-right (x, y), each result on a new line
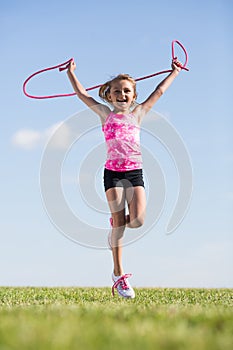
top-left (107, 79), bottom-right (136, 112)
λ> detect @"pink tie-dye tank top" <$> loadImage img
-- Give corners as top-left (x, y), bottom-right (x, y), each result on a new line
top-left (102, 112), bottom-right (143, 171)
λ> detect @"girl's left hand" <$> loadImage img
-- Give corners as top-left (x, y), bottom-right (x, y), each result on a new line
top-left (171, 58), bottom-right (182, 72)
top-left (67, 59), bottom-right (76, 73)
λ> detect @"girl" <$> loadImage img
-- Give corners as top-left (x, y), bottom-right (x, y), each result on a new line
top-left (67, 59), bottom-right (181, 298)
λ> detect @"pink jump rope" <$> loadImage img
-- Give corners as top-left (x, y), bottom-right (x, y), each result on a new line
top-left (23, 40), bottom-right (189, 100)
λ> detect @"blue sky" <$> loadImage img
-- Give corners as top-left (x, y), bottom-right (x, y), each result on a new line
top-left (1, 0), bottom-right (232, 288)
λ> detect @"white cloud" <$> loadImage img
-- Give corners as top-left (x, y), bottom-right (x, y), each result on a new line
top-left (11, 129), bottom-right (41, 150)
top-left (11, 122), bottom-right (72, 151)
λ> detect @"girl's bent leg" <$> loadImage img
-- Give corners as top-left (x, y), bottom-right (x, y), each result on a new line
top-left (126, 186), bottom-right (146, 228)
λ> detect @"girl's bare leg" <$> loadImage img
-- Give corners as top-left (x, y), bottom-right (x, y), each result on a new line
top-left (105, 185), bottom-right (146, 275)
top-left (105, 187), bottom-right (126, 276)
top-left (126, 186), bottom-right (146, 228)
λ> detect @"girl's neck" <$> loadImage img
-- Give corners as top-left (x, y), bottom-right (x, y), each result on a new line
top-left (113, 108), bottom-right (131, 115)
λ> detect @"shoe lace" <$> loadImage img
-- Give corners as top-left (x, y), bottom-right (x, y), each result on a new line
top-left (112, 274), bottom-right (132, 296)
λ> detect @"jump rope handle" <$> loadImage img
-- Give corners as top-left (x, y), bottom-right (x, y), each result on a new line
top-left (172, 40), bottom-right (189, 71)
top-left (58, 58), bottom-right (74, 71)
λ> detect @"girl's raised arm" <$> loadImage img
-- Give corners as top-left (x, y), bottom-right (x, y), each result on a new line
top-left (134, 60), bottom-right (181, 119)
top-left (67, 60), bottom-right (111, 122)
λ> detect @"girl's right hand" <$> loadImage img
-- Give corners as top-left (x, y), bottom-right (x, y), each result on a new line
top-left (171, 58), bottom-right (182, 73)
top-left (67, 59), bottom-right (76, 73)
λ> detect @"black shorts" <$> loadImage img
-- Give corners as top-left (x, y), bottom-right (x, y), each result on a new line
top-left (103, 168), bottom-right (145, 192)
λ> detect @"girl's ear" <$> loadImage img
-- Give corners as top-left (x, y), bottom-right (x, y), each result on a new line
top-left (106, 92), bottom-right (112, 102)
top-left (131, 93), bottom-right (137, 107)
top-left (131, 99), bottom-right (136, 107)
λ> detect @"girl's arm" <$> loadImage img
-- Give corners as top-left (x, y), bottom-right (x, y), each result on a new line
top-left (133, 60), bottom-right (181, 119)
top-left (67, 60), bottom-right (111, 122)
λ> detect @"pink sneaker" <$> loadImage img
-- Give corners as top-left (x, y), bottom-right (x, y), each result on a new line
top-left (112, 273), bottom-right (135, 299)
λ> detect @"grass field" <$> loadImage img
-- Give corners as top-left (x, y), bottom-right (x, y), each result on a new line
top-left (0, 287), bottom-right (232, 350)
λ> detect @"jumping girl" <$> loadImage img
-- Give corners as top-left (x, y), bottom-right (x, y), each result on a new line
top-left (67, 59), bottom-right (181, 298)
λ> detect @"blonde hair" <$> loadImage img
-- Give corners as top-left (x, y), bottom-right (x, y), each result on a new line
top-left (99, 74), bottom-right (137, 103)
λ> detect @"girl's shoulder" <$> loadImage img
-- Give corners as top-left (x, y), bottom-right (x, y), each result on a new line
top-left (101, 110), bottom-right (113, 129)
top-left (131, 104), bottom-right (145, 124)
top-left (97, 105), bottom-right (112, 125)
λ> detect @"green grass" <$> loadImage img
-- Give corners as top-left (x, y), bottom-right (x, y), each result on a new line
top-left (0, 287), bottom-right (232, 350)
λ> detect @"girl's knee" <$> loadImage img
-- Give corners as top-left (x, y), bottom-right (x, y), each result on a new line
top-left (129, 216), bottom-right (145, 228)
top-left (112, 215), bottom-right (126, 228)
